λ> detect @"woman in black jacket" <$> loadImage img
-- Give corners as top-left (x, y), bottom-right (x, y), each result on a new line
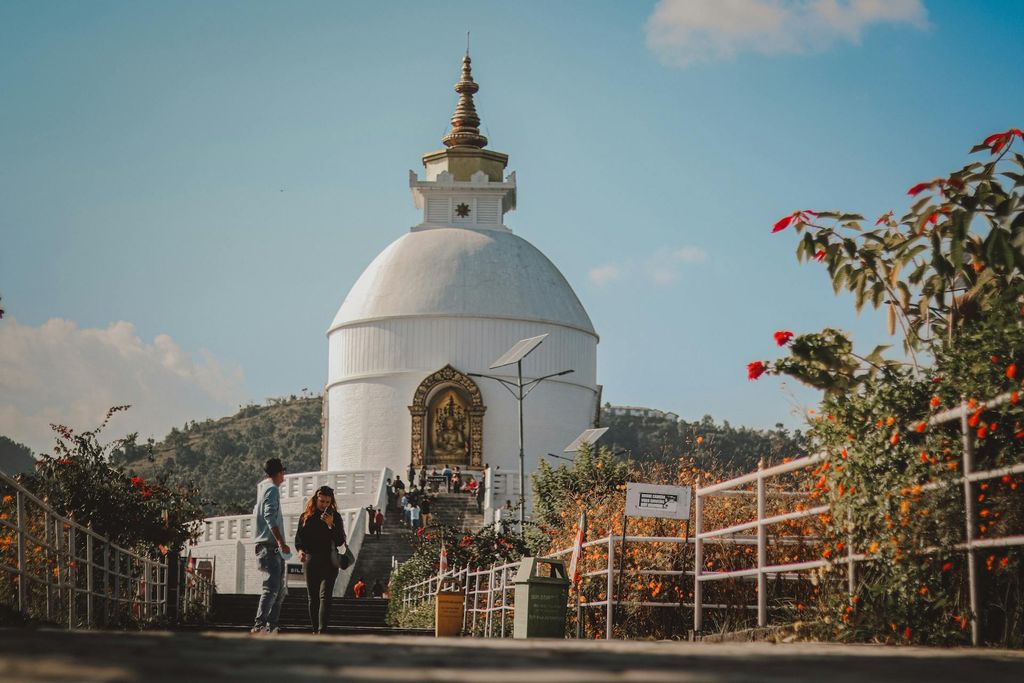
top-left (294, 485), bottom-right (346, 634)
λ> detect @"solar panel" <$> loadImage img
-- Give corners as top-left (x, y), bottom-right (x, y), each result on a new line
top-left (489, 334), bottom-right (548, 369)
top-left (564, 427), bottom-right (609, 453)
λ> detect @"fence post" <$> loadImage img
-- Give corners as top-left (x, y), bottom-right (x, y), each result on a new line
top-left (15, 490), bottom-right (27, 614)
top-left (756, 459), bottom-right (767, 628)
top-left (846, 535), bottom-right (856, 596)
top-left (86, 524), bottom-right (94, 628)
top-left (961, 403), bottom-right (981, 646)
top-left (68, 518), bottom-right (77, 628)
top-left (54, 516), bottom-right (64, 625)
top-left (605, 535), bottom-right (615, 639)
top-left (694, 485), bottom-right (703, 633)
top-left (472, 567), bottom-right (481, 633)
top-left (499, 565), bottom-right (508, 638)
top-left (485, 564), bottom-right (495, 637)
top-left (44, 508), bottom-right (53, 622)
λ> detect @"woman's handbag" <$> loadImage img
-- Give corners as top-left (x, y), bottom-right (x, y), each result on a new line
top-left (333, 544), bottom-right (354, 570)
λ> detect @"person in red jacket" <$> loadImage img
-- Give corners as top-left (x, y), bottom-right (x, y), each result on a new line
top-left (353, 577), bottom-right (366, 598)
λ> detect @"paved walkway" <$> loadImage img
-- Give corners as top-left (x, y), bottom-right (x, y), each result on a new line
top-left (1, 629), bottom-right (1022, 682)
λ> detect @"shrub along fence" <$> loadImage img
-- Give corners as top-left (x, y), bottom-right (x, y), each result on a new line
top-left (0, 470), bottom-right (213, 628)
top-left (401, 394), bottom-right (1021, 644)
top-left (694, 391), bottom-right (1024, 646)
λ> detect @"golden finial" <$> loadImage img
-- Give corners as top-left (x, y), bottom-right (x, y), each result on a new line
top-left (442, 48), bottom-right (488, 149)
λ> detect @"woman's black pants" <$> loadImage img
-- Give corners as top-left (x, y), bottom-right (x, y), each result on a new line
top-left (304, 555), bottom-right (339, 632)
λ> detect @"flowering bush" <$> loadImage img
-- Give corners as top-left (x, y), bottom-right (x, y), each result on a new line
top-left (759, 129), bottom-right (1024, 646)
top-left (20, 406), bottom-right (206, 554)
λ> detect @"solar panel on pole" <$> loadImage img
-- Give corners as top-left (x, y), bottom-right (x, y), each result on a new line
top-left (489, 334), bottom-right (548, 369)
top-left (563, 427), bottom-right (609, 453)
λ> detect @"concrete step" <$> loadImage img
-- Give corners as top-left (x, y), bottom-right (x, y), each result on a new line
top-left (213, 593), bottom-right (392, 629)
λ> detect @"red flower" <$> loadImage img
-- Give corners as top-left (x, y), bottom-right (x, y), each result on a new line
top-left (982, 128), bottom-right (1023, 155)
top-left (141, 489), bottom-right (152, 500)
top-left (773, 214), bottom-right (795, 233)
top-left (747, 361), bottom-right (767, 380)
top-left (1007, 363), bottom-right (1017, 380)
top-left (773, 330), bottom-right (794, 346)
top-left (903, 626), bottom-right (912, 640)
top-left (131, 476), bottom-right (145, 488)
top-left (915, 422), bottom-right (927, 433)
top-left (772, 209), bottom-right (818, 233)
top-left (813, 249), bottom-right (826, 262)
top-left (942, 561), bottom-right (953, 572)
top-left (907, 178), bottom-right (946, 196)
top-left (875, 211), bottom-right (894, 226)
top-left (58, 458), bottom-right (73, 466)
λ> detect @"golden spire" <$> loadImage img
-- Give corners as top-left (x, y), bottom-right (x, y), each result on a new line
top-left (442, 51), bottom-right (488, 149)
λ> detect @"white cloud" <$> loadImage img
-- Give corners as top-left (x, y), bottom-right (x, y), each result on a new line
top-left (671, 246), bottom-right (709, 264)
top-left (647, 246), bottom-right (709, 285)
top-left (588, 264), bottom-right (624, 285)
top-left (0, 317), bottom-right (247, 455)
top-left (646, 0), bottom-right (929, 67)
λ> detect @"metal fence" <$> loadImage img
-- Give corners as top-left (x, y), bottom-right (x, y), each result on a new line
top-left (401, 534), bottom-right (694, 639)
top-left (0, 470), bottom-right (212, 628)
top-left (693, 391), bottom-right (1024, 645)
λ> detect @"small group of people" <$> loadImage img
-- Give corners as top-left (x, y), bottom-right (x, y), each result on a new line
top-left (351, 576), bottom-right (385, 598)
top-left (250, 457), bottom-right (352, 636)
top-left (365, 505), bottom-right (385, 539)
top-left (398, 485), bottom-right (433, 529)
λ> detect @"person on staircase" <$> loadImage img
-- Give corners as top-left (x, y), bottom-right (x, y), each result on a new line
top-left (475, 475), bottom-right (485, 514)
top-left (294, 485), bottom-right (347, 635)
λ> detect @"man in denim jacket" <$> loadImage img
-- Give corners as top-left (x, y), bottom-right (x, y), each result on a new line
top-left (252, 458), bottom-right (289, 633)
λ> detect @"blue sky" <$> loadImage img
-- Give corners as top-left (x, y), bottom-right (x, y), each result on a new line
top-left (2, 1), bottom-right (1023, 453)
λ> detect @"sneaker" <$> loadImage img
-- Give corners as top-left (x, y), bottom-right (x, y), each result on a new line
top-left (267, 626), bottom-right (281, 635)
top-left (250, 625), bottom-right (266, 635)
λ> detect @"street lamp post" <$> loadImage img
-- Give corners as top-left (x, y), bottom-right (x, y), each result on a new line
top-left (469, 334), bottom-right (573, 536)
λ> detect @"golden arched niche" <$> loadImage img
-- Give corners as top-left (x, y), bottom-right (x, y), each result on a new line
top-left (409, 365), bottom-right (485, 469)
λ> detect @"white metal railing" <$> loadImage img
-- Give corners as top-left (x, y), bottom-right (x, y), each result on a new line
top-left (0, 470), bottom-right (168, 628)
top-left (181, 557), bottom-right (215, 619)
top-left (401, 534), bottom-right (693, 639)
top-left (692, 391), bottom-right (1024, 646)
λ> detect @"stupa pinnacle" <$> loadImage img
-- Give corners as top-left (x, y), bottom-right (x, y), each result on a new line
top-left (442, 52), bottom-right (488, 149)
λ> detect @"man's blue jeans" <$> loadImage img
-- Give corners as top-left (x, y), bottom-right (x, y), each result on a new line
top-left (254, 544), bottom-right (287, 629)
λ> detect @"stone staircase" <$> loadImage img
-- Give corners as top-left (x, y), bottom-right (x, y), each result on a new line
top-left (341, 491), bottom-right (486, 595)
top-left (344, 507), bottom-right (415, 595)
top-left (428, 490), bottom-right (485, 531)
top-left (210, 589), bottom-right (428, 635)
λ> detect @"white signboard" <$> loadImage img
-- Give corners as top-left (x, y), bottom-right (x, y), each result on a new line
top-left (625, 483), bottom-right (692, 520)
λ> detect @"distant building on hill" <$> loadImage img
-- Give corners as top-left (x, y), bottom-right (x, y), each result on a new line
top-left (603, 404), bottom-right (679, 422)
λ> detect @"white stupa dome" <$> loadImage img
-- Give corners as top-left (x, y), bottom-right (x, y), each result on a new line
top-left (330, 227), bottom-right (595, 336)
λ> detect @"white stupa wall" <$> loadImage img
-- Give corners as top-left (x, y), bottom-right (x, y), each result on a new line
top-left (325, 316), bottom-right (599, 494)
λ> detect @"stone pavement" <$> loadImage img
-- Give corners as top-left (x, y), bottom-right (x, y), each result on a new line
top-left (1, 629), bottom-right (1022, 683)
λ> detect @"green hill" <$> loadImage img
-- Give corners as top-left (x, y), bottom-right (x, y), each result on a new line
top-left (111, 396), bottom-right (323, 515)
top-left (600, 408), bottom-right (807, 473)
top-left (108, 395), bottom-right (804, 517)
top-left (0, 436), bottom-right (37, 476)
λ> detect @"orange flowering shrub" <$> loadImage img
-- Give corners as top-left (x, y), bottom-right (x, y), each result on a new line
top-left (764, 130), bottom-right (1024, 647)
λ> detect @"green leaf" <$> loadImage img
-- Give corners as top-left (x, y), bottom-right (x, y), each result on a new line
top-left (864, 345), bottom-right (892, 364)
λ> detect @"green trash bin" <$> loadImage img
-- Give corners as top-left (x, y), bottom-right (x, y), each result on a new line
top-left (513, 557), bottom-right (570, 638)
